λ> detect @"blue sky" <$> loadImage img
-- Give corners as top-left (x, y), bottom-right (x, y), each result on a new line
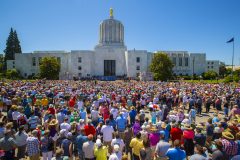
top-left (0, 0), bottom-right (240, 65)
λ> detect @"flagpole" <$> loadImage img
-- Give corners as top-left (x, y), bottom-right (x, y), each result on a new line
top-left (231, 38), bottom-right (235, 80)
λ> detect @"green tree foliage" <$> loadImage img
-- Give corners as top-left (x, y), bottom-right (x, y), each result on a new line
top-left (4, 28), bottom-right (22, 70)
top-left (203, 70), bottom-right (218, 80)
top-left (6, 69), bottom-right (20, 79)
top-left (219, 64), bottom-right (227, 78)
top-left (150, 52), bottom-right (174, 81)
top-left (40, 57), bottom-right (60, 80)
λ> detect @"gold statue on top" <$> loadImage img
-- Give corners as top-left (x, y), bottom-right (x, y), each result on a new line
top-left (110, 8), bottom-right (113, 17)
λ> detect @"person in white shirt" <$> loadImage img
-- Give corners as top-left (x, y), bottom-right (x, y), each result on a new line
top-left (77, 100), bottom-right (83, 111)
top-left (15, 125), bottom-right (28, 159)
top-left (111, 132), bottom-right (125, 154)
top-left (60, 118), bottom-right (71, 131)
top-left (12, 106), bottom-right (21, 130)
top-left (82, 134), bottom-right (95, 160)
top-left (109, 144), bottom-right (122, 160)
top-left (110, 106), bottom-right (119, 119)
top-left (101, 119), bottom-right (114, 153)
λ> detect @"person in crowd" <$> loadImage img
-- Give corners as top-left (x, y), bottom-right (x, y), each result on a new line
top-left (130, 132), bottom-right (144, 160)
top-left (94, 139), bottom-right (108, 160)
top-left (166, 140), bottom-right (186, 160)
top-left (0, 129), bottom-right (17, 159)
top-left (15, 125), bottom-right (28, 159)
top-left (183, 124), bottom-right (195, 156)
top-left (189, 144), bottom-right (207, 160)
top-left (212, 140), bottom-right (228, 160)
top-left (76, 128), bottom-right (87, 160)
top-left (82, 134), bottom-right (95, 160)
top-left (26, 130), bottom-right (40, 160)
top-left (221, 131), bottom-right (238, 159)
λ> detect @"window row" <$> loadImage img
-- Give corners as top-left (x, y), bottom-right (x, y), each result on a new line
top-left (172, 57), bottom-right (189, 66)
top-left (32, 57), bottom-right (61, 66)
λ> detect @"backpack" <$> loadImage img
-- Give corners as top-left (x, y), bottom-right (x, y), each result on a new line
top-left (18, 115), bottom-right (27, 125)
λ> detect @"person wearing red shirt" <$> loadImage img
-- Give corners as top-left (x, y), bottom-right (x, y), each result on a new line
top-left (170, 123), bottom-right (183, 143)
top-left (84, 120), bottom-right (96, 136)
top-left (47, 104), bottom-right (55, 115)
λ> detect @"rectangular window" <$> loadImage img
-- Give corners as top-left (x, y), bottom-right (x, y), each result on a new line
top-left (211, 62), bottom-right (214, 65)
top-left (179, 57), bottom-right (182, 66)
top-left (78, 73), bottom-right (82, 77)
top-left (32, 57), bottom-right (36, 66)
top-left (78, 57), bottom-right (82, 63)
top-left (184, 57), bottom-right (188, 66)
top-left (211, 66), bottom-right (213, 68)
top-left (136, 66), bottom-right (140, 70)
top-left (208, 66), bottom-right (210, 68)
top-left (13, 65), bottom-right (15, 68)
top-left (172, 57), bottom-right (177, 66)
top-left (38, 57), bottom-right (42, 65)
top-left (136, 57), bottom-right (140, 63)
top-left (12, 61), bottom-right (15, 64)
top-left (78, 66), bottom-right (82, 70)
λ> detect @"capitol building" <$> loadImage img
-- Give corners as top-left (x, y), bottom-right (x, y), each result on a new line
top-left (7, 9), bottom-right (221, 80)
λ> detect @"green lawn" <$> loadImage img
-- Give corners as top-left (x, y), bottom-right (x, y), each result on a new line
top-left (183, 79), bottom-right (225, 84)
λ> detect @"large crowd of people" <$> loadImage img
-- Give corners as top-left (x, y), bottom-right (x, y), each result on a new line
top-left (0, 79), bottom-right (240, 160)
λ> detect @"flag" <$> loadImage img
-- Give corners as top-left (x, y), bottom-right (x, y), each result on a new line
top-left (227, 37), bottom-right (234, 43)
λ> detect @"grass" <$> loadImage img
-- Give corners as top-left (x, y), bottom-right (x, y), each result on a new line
top-left (183, 79), bottom-right (225, 84)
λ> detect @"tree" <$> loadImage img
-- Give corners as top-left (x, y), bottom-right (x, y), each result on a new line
top-left (219, 64), bottom-right (227, 78)
top-left (150, 52), bottom-right (174, 81)
top-left (203, 70), bottom-right (218, 80)
top-left (40, 57), bottom-right (60, 80)
top-left (4, 28), bottom-right (22, 70)
top-left (6, 69), bottom-right (20, 79)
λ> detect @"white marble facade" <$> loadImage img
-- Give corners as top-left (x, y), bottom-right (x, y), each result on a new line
top-left (7, 9), bottom-right (220, 79)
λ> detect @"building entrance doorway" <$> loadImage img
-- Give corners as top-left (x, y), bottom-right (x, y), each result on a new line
top-left (104, 60), bottom-right (116, 76)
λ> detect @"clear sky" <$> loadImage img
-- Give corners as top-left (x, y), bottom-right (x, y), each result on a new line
top-left (0, 0), bottom-right (240, 65)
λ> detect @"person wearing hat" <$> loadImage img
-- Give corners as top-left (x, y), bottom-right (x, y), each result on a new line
top-left (94, 139), bottom-right (108, 160)
top-left (194, 124), bottom-right (206, 147)
top-left (183, 124), bottom-right (195, 156)
top-left (82, 134), bottom-right (95, 160)
top-left (221, 131), bottom-right (238, 159)
top-left (109, 144), bottom-right (122, 160)
top-left (111, 132), bottom-right (125, 155)
top-left (0, 129), bottom-right (17, 159)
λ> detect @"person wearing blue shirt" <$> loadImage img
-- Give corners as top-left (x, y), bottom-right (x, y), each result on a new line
top-left (79, 108), bottom-right (87, 122)
top-left (166, 140), bottom-right (186, 160)
top-left (129, 107), bottom-right (137, 125)
top-left (75, 129), bottom-right (88, 159)
top-left (116, 112), bottom-right (127, 132)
